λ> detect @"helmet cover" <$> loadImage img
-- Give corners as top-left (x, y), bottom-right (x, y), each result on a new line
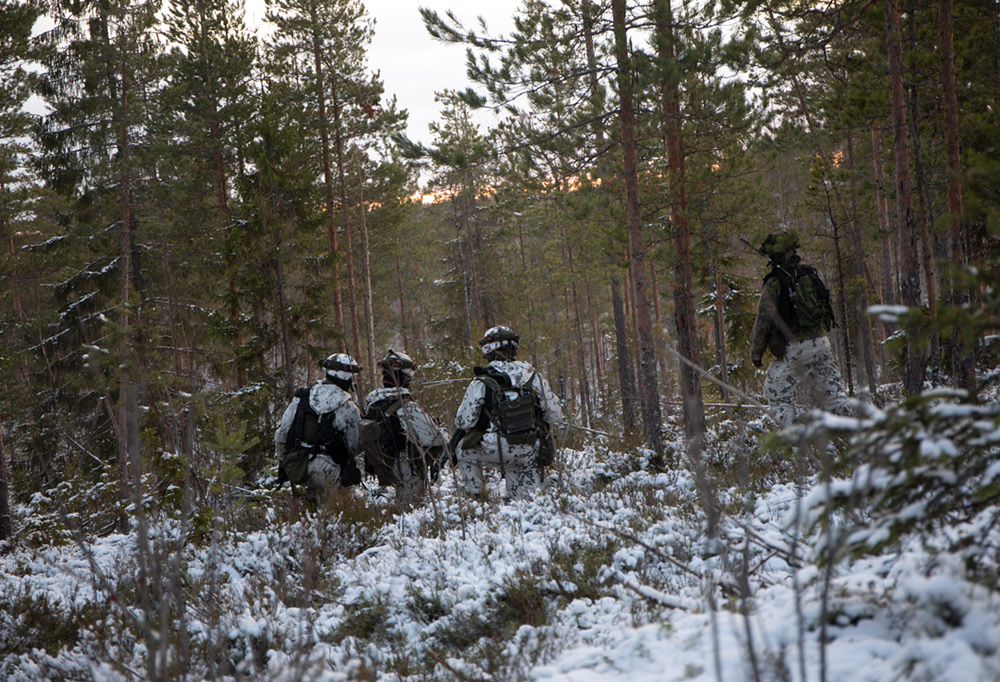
top-left (479, 326), bottom-right (519, 358)
top-left (321, 353), bottom-right (362, 382)
top-left (378, 349), bottom-right (416, 384)
top-left (761, 231), bottom-right (800, 259)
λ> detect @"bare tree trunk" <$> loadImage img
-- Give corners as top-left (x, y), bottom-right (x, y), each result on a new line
top-left (568, 240), bottom-right (594, 427)
top-left (116, 32), bottom-right (135, 536)
top-left (331, 76), bottom-right (363, 381)
top-left (711, 261), bottom-right (729, 402)
top-left (355, 151), bottom-right (376, 388)
top-left (263, 179), bottom-right (294, 398)
top-left (611, 276), bottom-right (639, 431)
top-left (939, 0), bottom-right (976, 389)
top-left (199, 1), bottom-right (244, 389)
top-left (308, 0), bottom-right (344, 336)
top-left (846, 131), bottom-right (879, 396)
top-left (872, 123), bottom-right (897, 380)
top-left (884, 0), bottom-right (925, 395)
top-left (0, 417), bottom-right (12, 540)
top-left (517, 217), bottom-right (539, 368)
top-left (451, 197), bottom-right (473, 346)
top-left (905, 0), bottom-right (939, 322)
top-left (613, 0), bottom-right (663, 458)
top-left (654, 0), bottom-right (705, 454)
top-left (394, 248), bottom-right (410, 350)
top-left (648, 259), bottom-right (672, 401)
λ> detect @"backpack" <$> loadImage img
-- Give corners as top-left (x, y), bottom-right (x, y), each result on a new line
top-left (282, 387), bottom-right (352, 486)
top-left (359, 396), bottom-right (407, 486)
top-left (475, 367), bottom-right (542, 446)
top-left (766, 264), bottom-right (835, 335)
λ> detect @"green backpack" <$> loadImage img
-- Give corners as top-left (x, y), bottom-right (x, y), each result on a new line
top-left (767, 264), bottom-right (835, 335)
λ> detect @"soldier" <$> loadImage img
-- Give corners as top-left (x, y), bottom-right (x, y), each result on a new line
top-left (273, 353), bottom-right (363, 501)
top-left (452, 326), bottom-right (562, 501)
top-left (361, 350), bottom-right (446, 507)
top-left (749, 231), bottom-right (849, 427)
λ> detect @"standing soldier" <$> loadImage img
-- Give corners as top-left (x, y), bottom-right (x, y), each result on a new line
top-left (452, 326), bottom-right (562, 501)
top-left (361, 350), bottom-right (446, 507)
top-left (749, 231), bottom-right (849, 427)
top-left (273, 353), bottom-right (364, 501)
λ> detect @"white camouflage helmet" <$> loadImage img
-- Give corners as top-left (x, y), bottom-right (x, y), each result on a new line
top-left (479, 325), bottom-right (519, 358)
top-left (321, 353), bottom-right (362, 382)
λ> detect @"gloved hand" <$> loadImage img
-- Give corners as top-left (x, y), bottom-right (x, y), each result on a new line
top-left (752, 356), bottom-right (763, 368)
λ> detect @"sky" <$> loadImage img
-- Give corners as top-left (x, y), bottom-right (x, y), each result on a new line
top-left (244, 0), bottom-right (522, 147)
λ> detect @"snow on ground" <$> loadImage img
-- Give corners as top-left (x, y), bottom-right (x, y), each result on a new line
top-left (2, 441), bottom-right (999, 681)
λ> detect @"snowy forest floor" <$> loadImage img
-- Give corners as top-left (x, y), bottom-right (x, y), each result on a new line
top-left (2, 396), bottom-right (1000, 682)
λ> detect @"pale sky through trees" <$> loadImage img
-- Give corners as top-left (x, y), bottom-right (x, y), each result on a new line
top-left (244, 0), bottom-right (520, 146)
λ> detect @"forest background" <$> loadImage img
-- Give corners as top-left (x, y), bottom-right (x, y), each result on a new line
top-left (0, 0), bottom-right (998, 542)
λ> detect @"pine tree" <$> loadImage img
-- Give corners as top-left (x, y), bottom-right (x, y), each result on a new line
top-left (33, 0), bottom-right (165, 530)
top-left (0, 0), bottom-right (45, 542)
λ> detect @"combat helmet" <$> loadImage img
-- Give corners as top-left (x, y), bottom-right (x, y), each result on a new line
top-left (479, 326), bottom-right (519, 359)
top-left (378, 349), bottom-right (416, 387)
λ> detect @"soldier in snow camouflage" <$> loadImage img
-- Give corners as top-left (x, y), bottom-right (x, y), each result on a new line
top-left (749, 231), bottom-right (849, 427)
top-left (274, 353), bottom-right (363, 499)
top-left (452, 326), bottom-right (563, 500)
top-left (362, 349), bottom-right (446, 507)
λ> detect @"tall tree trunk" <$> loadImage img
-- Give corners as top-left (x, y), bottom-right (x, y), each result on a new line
top-left (613, 0), bottom-right (663, 458)
top-left (308, 0), bottom-right (345, 336)
top-left (115, 21), bottom-right (136, 536)
top-left (654, 0), bottom-right (705, 454)
top-left (331, 77), bottom-right (363, 388)
top-left (883, 0), bottom-right (924, 395)
top-left (711, 260), bottom-right (729, 402)
top-left (846, 131), bottom-right (879, 396)
top-left (355, 152), bottom-right (376, 388)
top-left (906, 0), bottom-right (939, 324)
top-left (611, 276), bottom-right (639, 431)
top-left (200, 1), bottom-right (243, 389)
top-left (394, 247), bottom-right (410, 350)
top-left (0, 416), bottom-right (11, 540)
top-left (567, 239), bottom-right (594, 427)
top-left (884, 0), bottom-right (925, 395)
top-left (871, 124), bottom-right (895, 313)
top-left (829, 214), bottom-right (854, 395)
top-left (517, 217), bottom-right (539, 368)
top-left (939, 0), bottom-right (975, 389)
top-left (264, 179), bottom-right (294, 398)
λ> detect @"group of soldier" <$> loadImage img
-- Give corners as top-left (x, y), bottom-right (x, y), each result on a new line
top-left (273, 325), bottom-right (562, 505)
top-left (273, 231), bottom-right (849, 506)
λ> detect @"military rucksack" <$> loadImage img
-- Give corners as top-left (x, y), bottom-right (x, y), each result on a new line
top-left (281, 387), bottom-right (353, 486)
top-left (359, 396), bottom-right (407, 486)
top-left (766, 264), bottom-right (835, 335)
top-left (475, 367), bottom-right (542, 447)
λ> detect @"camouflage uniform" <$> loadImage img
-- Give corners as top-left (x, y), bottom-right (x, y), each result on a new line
top-left (363, 386), bottom-right (446, 506)
top-left (750, 255), bottom-right (848, 427)
top-left (454, 359), bottom-right (562, 500)
top-left (274, 381), bottom-right (361, 496)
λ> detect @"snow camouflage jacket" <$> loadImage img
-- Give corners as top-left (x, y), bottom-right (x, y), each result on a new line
top-left (454, 359), bottom-right (563, 437)
top-left (750, 256), bottom-right (830, 363)
top-left (362, 387), bottom-right (446, 454)
top-left (274, 381), bottom-right (361, 462)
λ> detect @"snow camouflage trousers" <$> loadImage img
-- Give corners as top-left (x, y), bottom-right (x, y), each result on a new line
top-left (457, 432), bottom-right (542, 501)
top-left (763, 336), bottom-right (849, 428)
top-left (305, 453), bottom-right (346, 496)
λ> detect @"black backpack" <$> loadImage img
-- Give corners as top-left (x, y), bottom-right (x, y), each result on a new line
top-left (359, 396), bottom-right (407, 486)
top-left (282, 387), bottom-right (354, 485)
top-left (475, 367), bottom-right (542, 446)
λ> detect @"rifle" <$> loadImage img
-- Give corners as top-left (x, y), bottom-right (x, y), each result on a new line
top-left (739, 236), bottom-right (790, 274)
